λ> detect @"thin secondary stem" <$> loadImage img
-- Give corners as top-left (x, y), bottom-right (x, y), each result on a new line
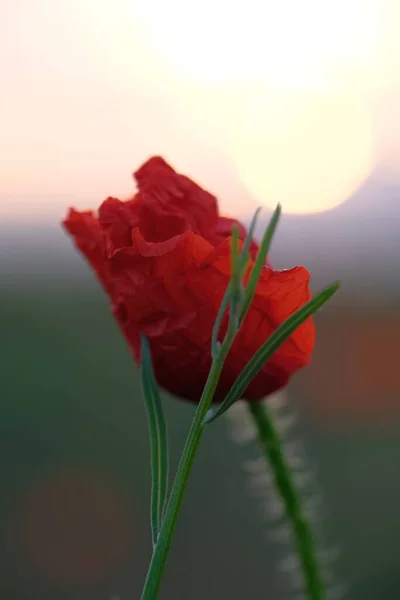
top-left (140, 326), bottom-right (236, 600)
top-left (248, 401), bottom-right (325, 600)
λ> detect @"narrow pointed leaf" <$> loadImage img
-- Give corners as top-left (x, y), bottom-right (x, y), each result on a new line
top-left (211, 284), bottom-right (231, 358)
top-left (211, 208), bottom-right (262, 358)
top-left (230, 225), bottom-right (242, 329)
top-left (140, 335), bottom-right (169, 546)
top-left (239, 204), bottom-right (281, 324)
top-left (205, 281), bottom-right (340, 424)
top-left (238, 206), bottom-right (262, 272)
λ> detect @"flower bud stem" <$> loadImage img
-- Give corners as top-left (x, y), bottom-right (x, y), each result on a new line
top-left (140, 323), bottom-right (237, 600)
top-left (248, 401), bottom-right (325, 600)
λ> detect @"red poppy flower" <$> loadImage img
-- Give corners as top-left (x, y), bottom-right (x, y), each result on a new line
top-left (63, 156), bottom-right (315, 403)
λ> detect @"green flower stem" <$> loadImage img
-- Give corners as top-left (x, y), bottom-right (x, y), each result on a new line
top-left (248, 401), bottom-right (325, 600)
top-left (140, 325), bottom-right (237, 600)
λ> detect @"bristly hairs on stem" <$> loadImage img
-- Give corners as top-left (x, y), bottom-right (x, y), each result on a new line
top-left (225, 394), bottom-right (346, 600)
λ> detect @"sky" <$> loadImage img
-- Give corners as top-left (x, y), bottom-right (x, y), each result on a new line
top-left (2, 0), bottom-right (400, 222)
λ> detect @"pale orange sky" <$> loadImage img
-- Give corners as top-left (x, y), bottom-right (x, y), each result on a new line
top-left (2, 0), bottom-right (400, 220)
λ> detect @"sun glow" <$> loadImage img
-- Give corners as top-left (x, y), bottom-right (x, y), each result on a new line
top-left (231, 81), bottom-right (374, 214)
top-left (1, 0), bottom-right (399, 218)
top-left (134, 0), bottom-right (387, 85)
top-left (132, 0), bottom-right (389, 213)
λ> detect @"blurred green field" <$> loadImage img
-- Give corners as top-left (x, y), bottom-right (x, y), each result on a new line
top-left (2, 281), bottom-right (400, 599)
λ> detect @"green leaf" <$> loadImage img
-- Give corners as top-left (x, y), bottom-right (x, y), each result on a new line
top-left (211, 208), bottom-right (262, 358)
top-left (211, 284), bottom-right (231, 359)
top-left (204, 281), bottom-right (340, 424)
top-left (230, 225), bottom-right (242, 328)
top-left (239, 204), bottom-right (281, 324)
top-left (238, 206), bottom-right (262, 273)
top-left (140, 335), bottom-right (169, 547)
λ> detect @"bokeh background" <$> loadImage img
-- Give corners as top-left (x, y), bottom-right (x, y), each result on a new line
top-left (2, 1), bottom-right (400, 598)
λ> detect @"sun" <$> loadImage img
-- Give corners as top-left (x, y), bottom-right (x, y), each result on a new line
top-left (230, 81), bottom-right (374, 214)
top-left (131, 0), bottom-right (383, 213)
top-left (59, 0), bottom-right (394, 215)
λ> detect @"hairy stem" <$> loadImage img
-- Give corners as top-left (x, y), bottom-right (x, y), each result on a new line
top-left (248, 401), bottom-right (325, 600)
